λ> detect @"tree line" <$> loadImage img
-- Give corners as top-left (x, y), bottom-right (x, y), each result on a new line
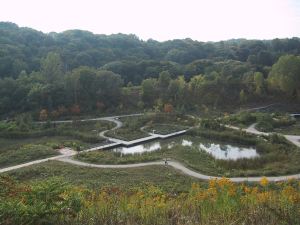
top-left (0, 22), bottom-right (300, 118)
top-left (1, 22), bottom-right (300, 83)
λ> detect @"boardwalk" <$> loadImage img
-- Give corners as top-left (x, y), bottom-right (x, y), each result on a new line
top-left (290, 113), bottom-right (300, 118)
top-left (102, 130), bottom-right (188, 147)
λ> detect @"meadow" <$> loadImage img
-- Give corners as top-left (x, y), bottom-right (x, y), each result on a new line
top-left (1, 175), bottom-right (299, 225)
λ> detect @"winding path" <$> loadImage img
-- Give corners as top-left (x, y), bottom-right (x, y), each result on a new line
top-left (0, 148), bottom-right (77, 173)
top-left (57, 157), bottom-right (300, 182)
top-left (1, 114), bottom-right (300, 183)
top-left (37, 113), bottom-right (143, 125)
top-left (226, 123), bottom-right (300, 147)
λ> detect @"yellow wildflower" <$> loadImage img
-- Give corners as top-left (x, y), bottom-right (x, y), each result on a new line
top-left (260, 177), bottom-right (269, 187)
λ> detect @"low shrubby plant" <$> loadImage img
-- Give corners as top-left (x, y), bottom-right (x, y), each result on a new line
top-left (1, 176), bottom-right (299, 225)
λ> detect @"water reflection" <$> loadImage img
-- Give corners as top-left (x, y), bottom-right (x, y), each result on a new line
top-left (114, 142), bottom-right (161, 155)
top-left (199, 143), bottom-right (258, 160)
top-left (111, 136), bottom-right (259, 160)
top-left (182, 140), bottom-right (193, 146)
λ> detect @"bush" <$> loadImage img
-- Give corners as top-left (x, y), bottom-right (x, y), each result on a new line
top-left (188, 128), bottom-right (257, 146)
top-left (2, 177), bottom-right (300, 225)
top-left (0, 176), bottom-right (83, 225)
top-left (200, 118), bottom-right (224, 130)
top-left (0, 128), bottom-right (105, 143)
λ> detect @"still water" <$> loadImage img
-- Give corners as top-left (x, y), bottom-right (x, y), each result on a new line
top-left (112, 136), bottom-right (259, 160)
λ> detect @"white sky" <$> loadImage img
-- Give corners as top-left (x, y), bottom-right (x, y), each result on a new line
top-left (0, 0), bottom-right (300, 41)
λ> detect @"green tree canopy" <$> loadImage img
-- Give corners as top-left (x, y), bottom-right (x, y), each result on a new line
top-left (268, 55), bottom-right (300, 98)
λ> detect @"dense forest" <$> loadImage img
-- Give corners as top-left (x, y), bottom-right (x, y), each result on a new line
top-left (0, 22), bottom-right (300, 119)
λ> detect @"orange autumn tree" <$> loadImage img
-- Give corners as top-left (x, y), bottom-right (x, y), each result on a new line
top-left (58, 105), bottom-right (68, 116)
top-left (96, 101), bottom-right (105, 111)
top-left (50, 110), bottom-right (59, 119)
top-left (70, 104), bottom-right (81, 115)
top-left (39, 109), bottom-right (48, 121)
top-left (164, 103), bottom-right (173, 113)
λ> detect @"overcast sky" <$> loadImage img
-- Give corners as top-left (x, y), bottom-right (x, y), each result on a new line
top-left (1, 0), bottom-right (300, 41)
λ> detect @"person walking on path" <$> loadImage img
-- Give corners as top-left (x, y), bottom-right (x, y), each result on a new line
top-left (164, 158), bottom-right (168, 166)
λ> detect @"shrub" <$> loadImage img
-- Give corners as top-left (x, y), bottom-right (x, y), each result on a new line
top-left (200, 118), bottom-right (224, 130)
top-left (2, 177), bottom-right (300, 225)
top-left (188, 128), bottom-right (257, 146)
top-left (0, 177), bottom-right (83, 225)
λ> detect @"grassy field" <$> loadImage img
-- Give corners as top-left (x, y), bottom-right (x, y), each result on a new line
top-left (105, 115), bottom-right (150, 141)
top-left (143, 124), bottom-right (188, 135)
top-left (52, 120), bottom-right (115, 135)
top-left (0, 120), bottom-right (115, 168)
top-left (76, 150), bottom-right (162, 164)
top-left (0, 136), bottom-right (91, 152)
top-left (0, 136), bottom-right (95, 168)
top-left (106, 128), bottom-right (149, 141)
top-left (0, 144), bottom-right (58, 168)
top-left (6, 160), bottom-right (197, 192)
top-left (273, 119), bottom-right (300, 135)
top-left (0, 120), bottom-right (114, 143)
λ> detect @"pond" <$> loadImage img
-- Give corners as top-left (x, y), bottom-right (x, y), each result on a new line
top-left (199, 143), bottom-right (258, 160)
top-left (112, 136), bottom-right (259, 160)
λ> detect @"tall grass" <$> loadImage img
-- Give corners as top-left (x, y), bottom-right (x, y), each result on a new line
top-left (1, 176), bottom-right (300, 225)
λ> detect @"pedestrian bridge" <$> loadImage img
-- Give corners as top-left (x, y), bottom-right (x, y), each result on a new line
top-left (290, 113), bottom-right (300, 118)
top-left (83, 130), bottom-right (188, 153)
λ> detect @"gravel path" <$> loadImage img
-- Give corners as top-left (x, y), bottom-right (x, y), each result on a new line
top-left (227, 123), bottom-right (300, 147)
top-left (57, 157), bottom-right (300, 182)
top-left (0, 148), bottom-right (77, 173)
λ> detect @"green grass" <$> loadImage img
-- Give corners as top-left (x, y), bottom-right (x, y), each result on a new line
top-left (76, 150), bottom-right (162, 164)
top-left (0, 120), bottom-right (113, 168)
top-left (273, 119), bottom-right (300, 135)
top-left (0, 120), bottom-right (114, 143)
top-left (0, 144), bottom-right (58, 168)
top-left (0, 136), bottom-right (94, 153)
top-left (144, 124), bottom-right (188, 135)
top-left (0, 136), bottom-right (95, 168)
top-left (221, 111), bottom-right (257, 128)
top-left (6, 160), bottom-right (198, 192)
top-left (106, 113), bottom-right (196, 141)
top-left (53, 120), bottom-right (115, 136)
top-left (105, 128), bottom-right (149, 141)
top-left (105, 115), bottom-right (150, 141)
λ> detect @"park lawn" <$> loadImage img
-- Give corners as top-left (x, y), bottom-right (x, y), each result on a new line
top-left (6, 160), bottom-right (198, 192)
